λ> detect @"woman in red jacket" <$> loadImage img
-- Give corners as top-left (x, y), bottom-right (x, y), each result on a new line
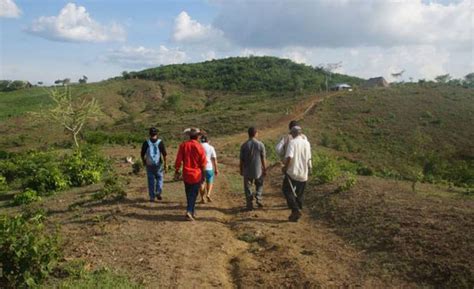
top-left (175, 128), bottom-right (207, 221)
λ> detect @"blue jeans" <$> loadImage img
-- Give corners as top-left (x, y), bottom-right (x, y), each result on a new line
top-left (146, 165), bottom-right (163, 200)
top-left (184, 183), bottom-right (200, 214)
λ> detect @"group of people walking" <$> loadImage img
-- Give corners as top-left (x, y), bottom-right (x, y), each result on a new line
top-left (140, 120), bottom-right (312, 222)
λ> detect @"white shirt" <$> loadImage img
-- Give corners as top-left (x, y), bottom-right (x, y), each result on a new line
top-left (276, 133), bottom-right (307, 159)
top-left (285, 135), bottom-right (312, 182)
top-left (201, 143), bottom-right (217, 171)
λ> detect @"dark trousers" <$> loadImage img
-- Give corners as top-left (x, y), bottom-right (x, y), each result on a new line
top-left (243, 176), bottom-right (264, 206)
top-left (282, 175), bottom-right (306, 212)
top-left (184, 183), bottom-right (200, 214)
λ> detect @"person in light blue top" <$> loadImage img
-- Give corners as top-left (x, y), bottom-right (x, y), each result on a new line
top-left (141, 127), bottom-right (167, 202)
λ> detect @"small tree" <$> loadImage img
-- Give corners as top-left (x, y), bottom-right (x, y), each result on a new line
top-left (435, 74), bottom-right (451, 83)
top-left (78, 75), bottom-right (88, 84)
top-left (48, 86), bottom-right (101, 147)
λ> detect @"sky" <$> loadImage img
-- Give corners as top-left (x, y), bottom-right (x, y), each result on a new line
top-left (0, 0), bottom-right (473, 84)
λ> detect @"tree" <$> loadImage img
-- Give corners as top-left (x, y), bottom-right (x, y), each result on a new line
top-left (435, 74), bottom-right (451, 83)
top-left (62, 78), bottom-right (71, 85)
top-left (391, 70), bottom-right (405, 82)
top-left (464, 72), bottom-right (474, 87)
top-left (47, 86), bottom-right (101, 147)
top-left (54, 79), bottom-right (63, 85)
top-left (37, 81), bottom-right (43, 86)
top-left (78, 75), bottom-right (88, 84)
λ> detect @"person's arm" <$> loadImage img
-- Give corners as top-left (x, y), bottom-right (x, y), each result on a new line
top-left (261, 143), bottom-right (267, 177)
top-left (307, 141), bottom-right (312, 172)
top-left (275, 136), bottom-right (285, 157)
top-left (282, 141), bottom-right (294, 174)
top-left (140, 141), bottom-right (148, 166)
top-left (200, 147), bottom-right (207, 181)
top-left (174, 143), bottom-right (183, 179)
top-left (211, 147), bottom-right (218, 175)
top-left (239, 145), bottom-right (244, 176)
top-left (159, 141), bottom-right (168, 173)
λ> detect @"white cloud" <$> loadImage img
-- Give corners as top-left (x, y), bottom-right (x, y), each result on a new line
top-left (172, 11), bottom-right (228, 47)
top-left (0, 0), bottom-right (21, 18)
top-left (213, 0), bottom-right (472, 50)
top-left (104, 45), bottom-right (187, 68)
top-left (27, 3), bottom-right (126, 43)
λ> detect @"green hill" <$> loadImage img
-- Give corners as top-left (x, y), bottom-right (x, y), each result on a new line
top-left (123, 56), bottom-right (363, 92)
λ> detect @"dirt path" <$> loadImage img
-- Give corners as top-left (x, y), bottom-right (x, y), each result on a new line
top-left (43, 93), bottom-right (399, 288)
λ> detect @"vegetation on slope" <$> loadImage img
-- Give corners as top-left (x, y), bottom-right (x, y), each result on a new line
top-left (123, 56), bottom-right (364, 92)
top-left (303, 84), bottom-right (474, 188)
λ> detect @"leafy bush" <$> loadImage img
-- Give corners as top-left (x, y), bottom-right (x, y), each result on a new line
top-left (335, 173), bottom-right (357, 193)
top-left (22, 163), bottom-right (69, 195)
top-left (312, 153), bottom-right (341, 184)
top-left (12, 189), bottom-right (41, 205)
top-left (92, 174), bottom-right (126, 201)
top-left (63, 146), bottom-right (108, 187)
top-left (132, 160), bottom-right (143, 175)
top-left (0, 213), bottom-right (60, 288)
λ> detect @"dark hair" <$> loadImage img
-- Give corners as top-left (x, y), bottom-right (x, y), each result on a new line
top-left (200, 135), bottom-right (208, 143)
top-left (149, 127), bottom-right (158, 136)
top-left (190, 134), bottom-right (199, 140)
top-left (289, 120), bottom-right (298, 130)
top-left (248, 127), bottom-right (257, 138)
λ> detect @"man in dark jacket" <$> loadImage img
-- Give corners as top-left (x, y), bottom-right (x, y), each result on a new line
top-left (141, 127), bottom-right (167, 202)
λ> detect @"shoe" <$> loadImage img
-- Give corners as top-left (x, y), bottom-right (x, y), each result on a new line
top-left (185, 212), bottom-right (195, 221)
top-left (256, 201), bottom-right (264, 208)
top-left (149, 198), bottom-right (155, 202)
top-left (206, 195), bottom-right (213, 203)
top-left (156, 195), bottom-right (162, 201)
top-left (289, 211), bottom-right (302, 222)
top-left (200, 198), bottom-right (206, 204)
top-left (192, 212), bottom-right (197, 219)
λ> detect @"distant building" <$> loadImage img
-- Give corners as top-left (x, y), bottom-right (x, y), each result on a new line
top-left (331, 83), bottom-right (352, 91)
top-left (362, 77), bottom-right (389, 89)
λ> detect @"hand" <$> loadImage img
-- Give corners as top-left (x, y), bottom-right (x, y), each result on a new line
top-left (174, 171), bottom-right (180, 181)
top-left (281, 166), bottom-right (287, 175)
top-left (262, 169), bottom-right (267, 178)
top-left (215, 169), bottom-right (219, 176)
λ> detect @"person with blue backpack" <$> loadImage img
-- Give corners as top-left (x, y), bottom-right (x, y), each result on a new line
top-left (141, 127), bottom-right (167, 202)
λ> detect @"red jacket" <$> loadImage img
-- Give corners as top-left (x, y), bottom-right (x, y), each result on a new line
top-left (175, 139), bottom-right (207, 184)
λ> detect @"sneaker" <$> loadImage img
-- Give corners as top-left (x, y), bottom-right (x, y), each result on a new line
top-left (156, 195), bottom-right (163, 201)
top-left (149, 198), bottom-right (155, 203)
top-left (206, 195), bottom-right (213, 203)
top-left (192, 212), bottom-right (197, 219)
top-left (256, 201), bottom-right (264, 208)
top-left (185, 212), bottom-right (195, 221)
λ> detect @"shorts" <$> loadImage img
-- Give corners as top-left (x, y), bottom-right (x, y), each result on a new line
top-left (205, 170), bottom-right (214, 183)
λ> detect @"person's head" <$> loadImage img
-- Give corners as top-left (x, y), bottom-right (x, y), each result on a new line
top-left (248, 127), bottom-right (258, 138)
top-left (290, 126), bottom-right (302, 138)
top-left (288, 120), bottom-right (298, 130)
top-left (189, 128), bottom-right (201, 140)
top-left (200, 135), bottom-right (208, 143)
top-left (149, 127), bottom-right (158, 139)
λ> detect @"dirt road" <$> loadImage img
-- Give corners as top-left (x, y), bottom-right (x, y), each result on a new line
top-left (44, 93), bottom-right (402, 288)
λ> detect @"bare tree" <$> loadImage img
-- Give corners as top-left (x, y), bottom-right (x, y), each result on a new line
top-left (48, 86), bottom-right (101, 147)
top-left (320, 62), bottom-right (342, 92)
top-left (391, 69), bottom-right (405, 82)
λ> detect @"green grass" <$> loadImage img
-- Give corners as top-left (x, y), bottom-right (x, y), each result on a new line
top-left (0, 87), bottom-right (51, 120)
top-left (302, 84), bottom-right (474, 187)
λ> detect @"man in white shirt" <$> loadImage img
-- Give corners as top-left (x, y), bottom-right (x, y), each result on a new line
top-left (200, 135), bottom-right (219, 203)
top-left (275, 120), bottom-right (307, 161)
top-left (281, 126), bottom-right (312, 222)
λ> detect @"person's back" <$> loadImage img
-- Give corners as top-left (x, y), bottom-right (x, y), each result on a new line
top-left (176, 139), bottom-right (206, 184)
top-left (285, 135), bottom-right (312, 182)
top-left (240, 138), bottom-right (265, 179)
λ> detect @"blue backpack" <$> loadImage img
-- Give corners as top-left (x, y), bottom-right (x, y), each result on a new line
top-left (146, 139), bottom-right (161, 166)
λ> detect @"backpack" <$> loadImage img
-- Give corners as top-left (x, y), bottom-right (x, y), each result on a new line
top-left (146, 139), bottom-right (161, 166)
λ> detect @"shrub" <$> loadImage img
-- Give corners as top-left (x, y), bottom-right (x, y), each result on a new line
top-left (335, 172), bottom-right (357, 193)
top-left (12, 189), bottom-right (41, 205)
top-left (63, 146), bottom-right (108, 187)
top-left (132, 160), bottom-right (143, 175)
top-left (0, 213), bottom-right (60, 288)
top-left (92, 174), bottom-right (126, 201)
top-left (22, 163), bottom-right (69, 195)
top-left (312, 153), bottom-right (341, 184)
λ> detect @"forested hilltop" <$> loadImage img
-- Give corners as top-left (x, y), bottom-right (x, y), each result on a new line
top-left (121, 56), bottom-right (364, 92)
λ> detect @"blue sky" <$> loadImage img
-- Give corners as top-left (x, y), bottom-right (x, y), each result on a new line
top-left (1, 0), bottom-right (472, 84)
